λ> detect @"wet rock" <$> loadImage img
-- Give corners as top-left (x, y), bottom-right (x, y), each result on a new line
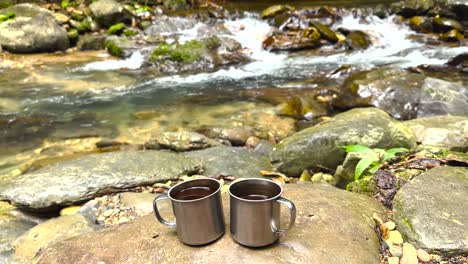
top-left (404, 115), bottom-right (468, 151)
top-left (261, 4), bottom-right (295, 19)
top-left (147, 37), bottom-right (249, 74)
top-left (440, 29), bottom-right (464, 41)
top-left (77, 33), bottom-right (107, 51)
top-left (198, 127), bottom-right (254, 146)
top-left (263, 29), bottom-right (322, 51)
top-left (11, 214), bottom-right (96, 264)
top-left (0, 150), bottom-right (202, 211)
top-left (334, 68), bottom-right (468, 120)
top-left (144, 16), bottom-right (197, 37)
top-left (154, 131), bottom-right (219, 151)
top-left (409, 16), bottom-right (433, 32)
top-left (89, 0), bottom-right (130, 28)
top-left (0, 13), bottom-right (69, 53)
top-left (276, 96), bottom-right (328, 120)
top-left (36, 183), bottom-right (387, 264)
top-left (105, 35), bottom-right (137, 58)
top-left (0, 202), bottom-right (42, 263)
top-left (163, 0), bottom-right (187, 11)
top-left (433, 16), bottom-right (464, 32)
top-left (345, 30), bottom-right (371, 50)
top-left (392, 0), bottom-right (435, 18)
top-left (270, 108), bottom-right (416, 177)
top-left (393, 166), bottom-right (468, 255)
top-left (310, 21), bottom-right (338, 43)
top-left (185, 146), bottom-right (271, 178)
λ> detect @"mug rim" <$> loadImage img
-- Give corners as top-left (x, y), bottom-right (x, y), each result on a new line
top-left (168, 177), bottom-right (221, 203)
top-left (228, 178), bottom-right (283, 203)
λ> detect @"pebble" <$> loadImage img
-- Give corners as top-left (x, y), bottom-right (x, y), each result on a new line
top-left (389, 244), bottom-right (402, 257)
top-left (417, 249), bottom-right (430, 262)
top-left (60, 205), bottom-right (81, 216)
top-left (245, 136), bottom-right (261, 148)
top-left (384, 221), bottom-right (396, 230)
top-left (400, 243), bottom-right (418, 264)
top-left (386, 230), bottom-right (403, 245)
top-left (103, 209), bottom-right (115, 217)
top-left (387, 256), bottom-right (399, 264)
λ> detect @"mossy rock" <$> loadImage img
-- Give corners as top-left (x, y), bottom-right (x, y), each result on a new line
top-left (440, 29), bottom-right (464, 41)
top-left (310, 21), bottom-right (338, 43)
top-left (150, 37), bottom-right (220, 64)
top-left (391, 0), bottom-right (435, 18)
top-left (409, 16), bottom-right (433, 33)
top-left (163, 0), bottom-right (187, 11)
top-left (345, 30), bottom-right (371, 50)
top-left (108, 22), bottom-right (125, 35)
top-left (67, 29), bottom-right (79, 40)
top-left (275, 96), bottom-right (327, 120)
top-left (0, 11), bottom-right (14, 22)
top-left (346, 176), bottom-right (377, 196)
top-left (123, 28), bottom-right (137, 37)
top-left (433, 16), bottom-right (464, 32)
top-left (77, 34), bottom-right (107, 51)
top-left (69, 19), bottom-right (91, 32)
top-left (261, 4), bottom-right (295, 19)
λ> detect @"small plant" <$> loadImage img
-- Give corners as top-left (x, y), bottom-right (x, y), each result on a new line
top-left (61, 0), bottom-right (69, 8)
top-left (343, 145), bottom-right (408, 181)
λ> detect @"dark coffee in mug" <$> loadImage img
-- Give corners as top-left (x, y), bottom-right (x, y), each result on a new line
top-left (173, 186), bottom-right (214, 201)
top-left (240, 194), bottom-right (270, 200)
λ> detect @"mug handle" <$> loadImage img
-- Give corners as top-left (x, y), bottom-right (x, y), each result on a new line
top-left (273, 197), bottom-right (296, 233)
top-left (153, 194), bottom-right (176, 228)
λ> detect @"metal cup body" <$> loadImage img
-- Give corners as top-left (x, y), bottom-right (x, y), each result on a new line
top-left (229, 179), bottom-right (283, 247)
top-left (154, 178), bottom-right (225, 245)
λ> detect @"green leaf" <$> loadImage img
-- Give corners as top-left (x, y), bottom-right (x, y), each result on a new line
top-left (343, 145), bottom-right (374, 155)
top-left (61, 0), bottom-right (69, 8)
top-left (368, 163), bottom-right (380, 174)
top-left (355, 154), bottom-right (379, 181)
top-left (0, 12), bottom-right (15, 23)
top-left (382, 148), bottom-right (408, 162)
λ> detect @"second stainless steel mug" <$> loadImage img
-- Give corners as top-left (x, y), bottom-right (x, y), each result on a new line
top-left (228, 178), bottom-right (296, 247)
top-left (153, 178), bottom-right (225, 245)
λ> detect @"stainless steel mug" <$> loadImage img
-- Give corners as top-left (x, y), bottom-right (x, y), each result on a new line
top-left (228, 178), bottom-right (296, 247)
top-left (153, 178), bottom-right (225, 245)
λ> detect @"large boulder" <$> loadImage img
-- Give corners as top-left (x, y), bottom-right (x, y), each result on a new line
top-left (89, 0), bottom-right (130, 28)
top-left (270, 108), bottom-right (416, 177)
top-left (0, 150), bottom-right (202, 211)
top-left (0, 13), bottom-right (69, 53)
top-left (404, 115), bottom-right (468, 151)
top-left (11, 214), bottom-right (96, 264)
top-left (36, 183), bottom-right (387, 264)
top-left (0, 3), bottom-right (52, 18)
top-left (185, 146), bottom-right (272, 178)
top-left (333, 68), bottom-right (468, 120)
top-left (393, 166), bottom-right (468, 255)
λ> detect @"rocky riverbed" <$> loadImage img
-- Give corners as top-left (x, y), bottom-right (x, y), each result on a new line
top-left (0, 0), bottom-right (467, 263)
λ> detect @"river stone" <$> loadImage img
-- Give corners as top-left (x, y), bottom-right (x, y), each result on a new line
top-left (334, 68), bottom-right (468, 120)
top-left (270, 107), bottom-right (416, 177)
top-left (0, 202), bottom-right (42, 263)
top-left (36, 183), bottom-right (386, 264)
top-left (0, 13), bottom-right (69, 53)
top-left (393, 166), bottom-right (468, 255)
top-left (89, 0), bottom-right (130, 28)
top-left (0, 150), bottom-right (202, 211)
top-left (404, 115), bottom-right (468, 151)
top-left (11, 214), bottom-right (96, 264)
top-left (155, 131), bottom-right (219, 151)
top-left (0, 3), bottom-right (53, 18)
top-left (185, 146), bottom-right (272, 178)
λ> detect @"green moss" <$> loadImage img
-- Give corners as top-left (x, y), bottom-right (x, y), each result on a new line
top-left (105, 41), bottom-right (123, 57)
top-left (150, 37), bottom-right (220, 64)
top-left (123, 29), bottom-right (137, 37)
top-left (108, 23), bottom-right (126, 35)
top-left (67, 29), bottom-right (79, 40)
top-left (0, 11), bottom-right (15, 23)
top-left (0, 0), bottom-right (12, 9)
top-left (345, 176), bottom-right (376, 196)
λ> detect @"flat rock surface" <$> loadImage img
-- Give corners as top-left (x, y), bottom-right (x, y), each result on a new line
top-left (11, 214), bottom-right (96, 264)
top-left (36, 183), bottom-right (386, 264)
top-left (186, 146), bottom-right (272, 178)
top-left (394, 166), bottom-right (468, 255)
top-left (0, 150), bottom-right (202, 211)
top-left (270, 107), bottom-right (416, 177)
top-left (404, 115), bottom-right (468, 151)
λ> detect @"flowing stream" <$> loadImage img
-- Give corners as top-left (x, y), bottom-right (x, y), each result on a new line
top-left (0, 10), bottom-right (467, 165)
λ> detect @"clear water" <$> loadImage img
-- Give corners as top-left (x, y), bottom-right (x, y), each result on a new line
top-left (0, 11), bottom-right (467, 172)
